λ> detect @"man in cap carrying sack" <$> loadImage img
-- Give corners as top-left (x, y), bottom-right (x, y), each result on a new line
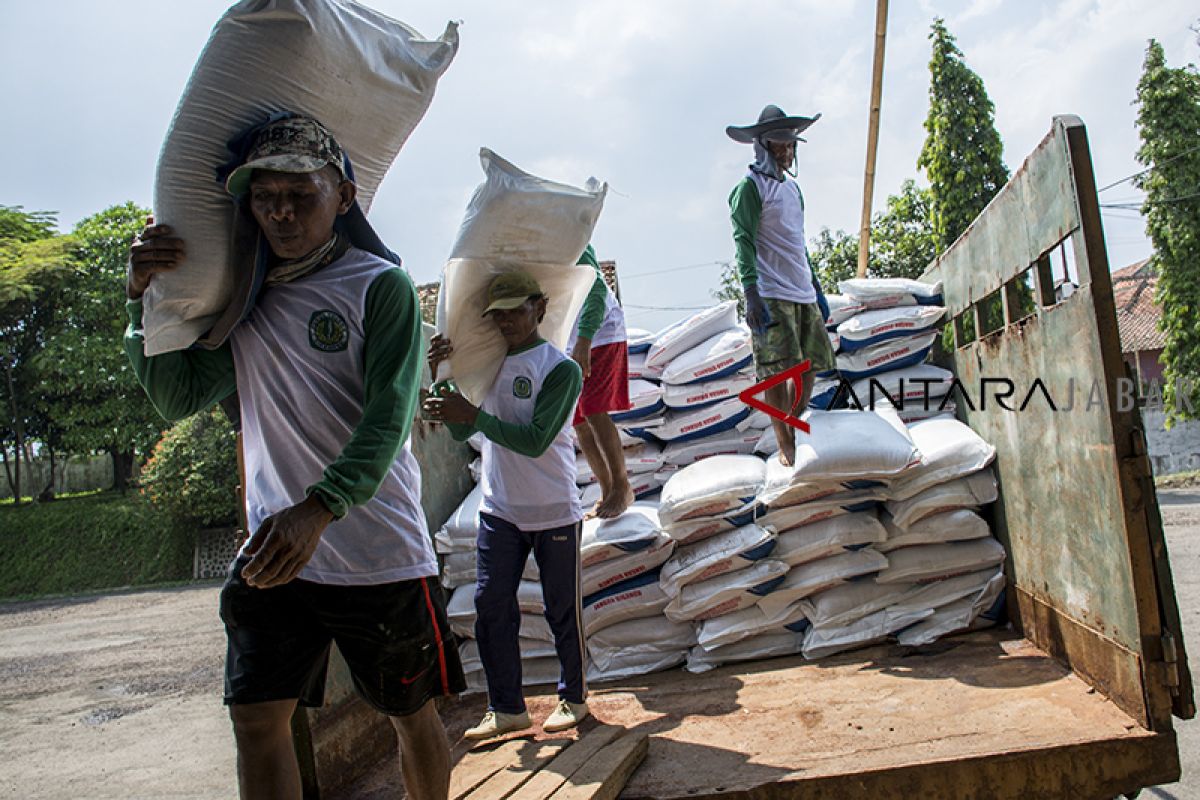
top-left (125, 114), bottom-right (464, 800)
top-left (727, 104), bottom-right (836, 466)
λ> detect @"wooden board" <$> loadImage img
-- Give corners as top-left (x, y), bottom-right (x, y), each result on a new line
top-left (547, 732), bottom-right (648, 800)
top-left (507, 725), bottom-right (625, 800)
top-left (450, 739), bottom-right (528, 799)
top-left (462, 739), bottom-right (571, 800)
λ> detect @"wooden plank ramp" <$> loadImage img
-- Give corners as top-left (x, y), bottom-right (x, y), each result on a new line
top-left (450, 724), bottom-right (648, 800)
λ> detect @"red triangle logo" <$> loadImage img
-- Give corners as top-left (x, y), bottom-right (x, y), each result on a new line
top-left (738, 359), bottom-right (812, 434)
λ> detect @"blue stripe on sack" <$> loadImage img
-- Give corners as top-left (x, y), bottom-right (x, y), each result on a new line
top-left (614, 538), bottom-right (655, 553)
top-left (810, 384), bottom-right (841, 410)
top-left (981, 586), bottom-right (1007, 622)
top-left (665, 407), bottom-right (752, 443)
top-left (723, 503), bottom-right (762, 528)
top-left (749, 574), bottom-right (787, 596)
top-left (841, 500), bottom-right (880, 513)
top-left (740, 539), bottom-right (778, 561)
top-left (582, 566), bottom-right (662, 607)
top-left (622, 427), bottom-right (664, 444)
top-left (784, 618), bottom-right (811, 633)
top-left (627, 341), bottom-right (652, 354)
top-left (916, 294), bottom-right (944, 306)
top-left (838, 323), bottom-right (939, 352)
top-left (612, 399), bottom-right (666, 422)
top-left (673, 354), bottom-right (754, 386)
top-left (838, 344), bottom-right (934, 382)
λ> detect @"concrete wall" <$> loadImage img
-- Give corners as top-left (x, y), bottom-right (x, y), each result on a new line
top-left (1143, 407), bottom-right (1200, 476)
top-left (0, 454), bottom-right (112, 499)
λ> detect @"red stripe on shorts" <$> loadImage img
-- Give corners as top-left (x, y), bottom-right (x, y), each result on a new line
top-left (420, 577), bottom-right (451, 694)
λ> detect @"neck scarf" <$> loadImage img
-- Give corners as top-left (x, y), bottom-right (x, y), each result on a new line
top-left (749, 138), bottom-right (796, 183)
top-left (264, 232), bottom-right (349, 286)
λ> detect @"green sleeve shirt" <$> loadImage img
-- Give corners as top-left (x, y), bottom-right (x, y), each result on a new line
top-left (729, 177), bottom-right (763, 288)
top-left (575, 243), bottom-right (608, 341)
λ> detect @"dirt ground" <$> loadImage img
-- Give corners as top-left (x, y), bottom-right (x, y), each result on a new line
top-left (2, 489), bottom-right (1198, 799)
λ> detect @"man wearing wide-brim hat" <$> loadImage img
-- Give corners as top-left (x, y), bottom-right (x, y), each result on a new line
top-left (727, 104), bottom-right (836, 466)
top-left (125, 113), bottom-right (464, 799)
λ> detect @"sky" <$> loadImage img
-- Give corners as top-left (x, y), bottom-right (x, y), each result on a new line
top-left (1, 0), bottom-right (1197, 332)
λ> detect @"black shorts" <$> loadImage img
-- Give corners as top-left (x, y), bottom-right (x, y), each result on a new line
top-left (219, 556), bottom-right (466, 717)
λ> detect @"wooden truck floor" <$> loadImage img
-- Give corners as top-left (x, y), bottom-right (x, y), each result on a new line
top-left (347, 630), bottom-right (1179, 799)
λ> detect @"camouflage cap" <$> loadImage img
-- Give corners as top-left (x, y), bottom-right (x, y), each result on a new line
top-left (224, 116), bottom-right (348, 196)
top-left (483, 271), bottom-right (543, 316)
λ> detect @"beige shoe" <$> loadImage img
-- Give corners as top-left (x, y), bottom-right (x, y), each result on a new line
top-left (464, 709), bottom-right (532, 740)
top-left (542, 699), bottom-right (589, 733)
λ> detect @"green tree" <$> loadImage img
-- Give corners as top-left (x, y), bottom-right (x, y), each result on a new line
top-left (35, 203), bottom-right (165, 492)
top-left (140, 406), bottom-right (239, 528)
top-left (872, 180), bottom-right (938, 279)
top-left (807, 227), bottom-right (859, 291)
top-left (1135, 40), bottom-right (1200, 422)
top-left (0, 207), bottom-right (73, 503)
top-left (712, 260), bottom-right (745, 320)
top-left (917, 18), bottom-right (1009, 253)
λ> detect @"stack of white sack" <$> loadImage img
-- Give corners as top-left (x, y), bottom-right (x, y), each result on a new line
top-left (789, 414), bottom-right (1006, 660)
top-left (603, 303), bottom-right (771, 503)
top-left (818, 278), bottom-right (950, 423)
top-left (446, 577), bottom-right (556, 692)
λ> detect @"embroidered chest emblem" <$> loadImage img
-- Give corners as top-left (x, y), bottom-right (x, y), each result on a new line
top-left (512, 376), bottom-right (533, 399)
top-left (308, 309), bottom-right (349, 352)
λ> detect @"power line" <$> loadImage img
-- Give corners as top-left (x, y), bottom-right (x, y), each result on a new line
top-left (1097, 144), bottom-right (1200, 193)
top-left (621, 260), bottom-right (729, 280)
top-left (1100, 189), bottom-right (1200, 210)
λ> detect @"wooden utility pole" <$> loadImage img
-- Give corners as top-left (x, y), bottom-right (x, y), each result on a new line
top-left (856, 0), bottom-right (889, 278)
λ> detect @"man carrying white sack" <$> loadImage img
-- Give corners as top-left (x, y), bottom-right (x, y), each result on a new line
top-left (424, 272), bottom-right (590, 739)
top-left (727, 104), bottom-right (836, 466)
top-left (124, 115), bottom-right (465, 800)
top-left (570, 244), bottom-right (634, 519)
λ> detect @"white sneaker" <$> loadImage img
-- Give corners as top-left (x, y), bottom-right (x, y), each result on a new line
top-left (542, 699), bottom-right (589, 733)
top-left (464, 709), bottom-right (532, 740)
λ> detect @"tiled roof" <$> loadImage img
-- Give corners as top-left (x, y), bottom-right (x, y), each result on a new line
top-left (1111, 258), bottom-right (1165, 353)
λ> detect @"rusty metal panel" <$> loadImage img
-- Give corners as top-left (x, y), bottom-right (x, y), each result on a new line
top-left (921, 116), bottom-right (1193, 728)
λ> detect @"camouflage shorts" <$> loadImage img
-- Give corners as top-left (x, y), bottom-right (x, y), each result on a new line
top-left (751, 298), bottom-right (836, 380)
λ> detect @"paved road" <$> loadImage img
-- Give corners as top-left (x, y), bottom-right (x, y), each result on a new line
top-left (1148, 487), bottom-right (1200, 800)
top-left (1, 488), bottom-right (1197, 799)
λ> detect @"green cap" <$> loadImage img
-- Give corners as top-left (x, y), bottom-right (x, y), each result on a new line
top-left (225, 116), bottom-right (348, 197)
top-left (483, 271), bottom-right (543, 316)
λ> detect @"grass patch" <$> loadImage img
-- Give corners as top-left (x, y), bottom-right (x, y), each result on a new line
top-left (1156, 470), bottom-right (1200, 490)
top-left (0, 492), bottom-right (195, 599)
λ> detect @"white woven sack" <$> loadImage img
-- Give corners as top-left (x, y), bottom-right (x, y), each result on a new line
top-left (653, 397), bottom-right (750, 443)
top-left (697, 600), bottom-right (807, 651)
top-left (588, 649), bottom-right (687, 684)
top-left (441, 551), bottom-right (539, 589)
top-left (580, 535), bottom-right (674, 598)
top-left (663, 512), bottom-right (742, 547)
top-left (582, 573), bottom-right (670, 636)
top-left (756, 549), bottom-right (889, 617)
top-left (645, 302), bottom-right (740, 371)
top-left (627, 379), bottom-right (666, 414)
top-left (686, 631), bottom-right (804, 674)
top-left (580, 470), bottom-right (666, 508)
top-left (576, 444), bottom-right (663, 486)
top-left (663, 371), bottom-right (755, 409)
top-left (825, 294), bottom-right (863, 326)
top-left (627, 328), bottom-right (656, 352)
top-left (465, 655), bottom-right (560, 692)
top-left (889, 568), bottom-right (1001, 616)
top-left (664, 559), bottom-right (789, 623)
top-left (659, 523), bottom-right (776, 597)
top-left (580, 502), bottom-right (664, 568)
top-left (837, 277), bottom-right (943, 306)
top-left (888, 418), bottom-right (997, 501)
top-left (662, 428), bottom-right (762, 467)
top-left (896, 570), bottom-right (1005, 647)
top-left (875, 538), bottom-right (1005, 584)
top-left (772, 513), bottom-right (887, 567)
top-left (886, 467), bottom-right (998, 529)
top-left (437, 149), bottom-right (605, 403)
top-left (879, 509), bottom-right (990, 553)
top-left (897, 404), bottom-right (956, 424)
top-left (434, 484), bottom-right (483, 554)
top-left (837, 306), bottom-right (945, 350)
top-left (801, 605), bottom-right (934, 660)
top-left (758, 458), bottom-right (889, 509)
top-left (849, 364), bottom-right (954, 409)
top-left (836, 331), bottom-right (939, 380)
top-left (760, 410), bottom-right (920, 497)
top-left (446, 582), bottom-right (549, 639)
top-left (798, 581), bottom-right (918, 630)
top-left (658, 454), bottom-right (766, 526)
top-left (661, 327), bottom-right (752, 385)
top-left (146, 0), bottom-right (459, 354)
top-left (460, 637), bottom-right (557, 674)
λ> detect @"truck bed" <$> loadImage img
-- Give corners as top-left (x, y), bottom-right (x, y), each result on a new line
top-left (410, 630), bottom-right (1176, 800)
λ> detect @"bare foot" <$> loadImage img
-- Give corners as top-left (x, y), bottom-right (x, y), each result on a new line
top-left (595, 484), bottom-right (636, 519)
top-left (777, 444), bottom-right (795, 468)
